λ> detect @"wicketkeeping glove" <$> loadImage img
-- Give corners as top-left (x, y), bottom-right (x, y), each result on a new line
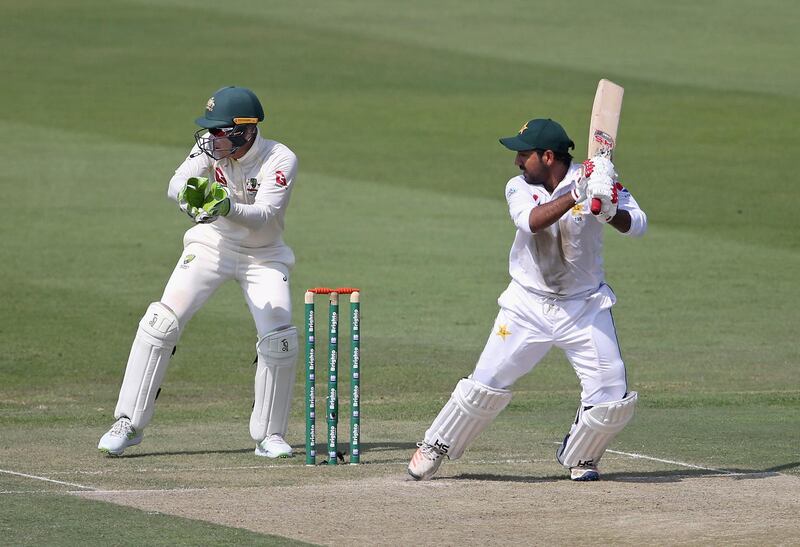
top-left (193, 182), bottom-right (230, 224)
top-left (178, 177), bottom-right (211, 220)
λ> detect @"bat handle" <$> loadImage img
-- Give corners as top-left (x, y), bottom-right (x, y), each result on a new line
top-left (590, 197), bottom-right (602, 215)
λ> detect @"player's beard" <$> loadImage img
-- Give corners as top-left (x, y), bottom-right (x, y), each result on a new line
top-left (521, 166), bottom-right (546, 186)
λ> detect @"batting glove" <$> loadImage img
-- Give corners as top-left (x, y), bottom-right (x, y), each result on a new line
top-left (587, 173), bottom-right (618, 222)
top-left (587, 155), bottom-right (617, 179)
top-left (594, 197), bottom-right (618, 223)
top-left (570, 162), bottom-right (590, 203)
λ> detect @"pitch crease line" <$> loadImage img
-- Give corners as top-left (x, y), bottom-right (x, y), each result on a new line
top-left (605, 449), bottom-right (736, 475)
top-left (0, 468), bottom-right (96, 490)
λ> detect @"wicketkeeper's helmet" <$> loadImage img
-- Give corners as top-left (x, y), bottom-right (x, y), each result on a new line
top-left (194, 86), bottom-right (265, 160)
top-left (196, 86), bottom-right (265, 128)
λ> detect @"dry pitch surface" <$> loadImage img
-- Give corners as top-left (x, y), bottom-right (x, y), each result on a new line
top-left (64, 452), bottom-right (799, 545)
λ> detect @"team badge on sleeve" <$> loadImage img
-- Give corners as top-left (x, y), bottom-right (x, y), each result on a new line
top-left (275, 170), bottom-right (287, 187)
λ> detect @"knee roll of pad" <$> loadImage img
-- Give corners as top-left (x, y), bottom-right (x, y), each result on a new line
top-left (250, 326), bottom-right (299, 441)
top-left (557, 391), bottom-right (638, 468)
top-left (423, 377), bottom-right (512, 460)
top-left (115, 302), bottom-right (180, 430)
top-left (257, 325), bottom-right (299, 363)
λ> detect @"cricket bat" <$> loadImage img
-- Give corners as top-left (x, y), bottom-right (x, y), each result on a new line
top-left (587, 79), bottom-right (624, 215)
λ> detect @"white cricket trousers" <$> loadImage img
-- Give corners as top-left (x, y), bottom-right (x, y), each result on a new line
top-left (472, 282), bottom-right (627, 405)
top-left (160, 240), bottom-right (292, 337)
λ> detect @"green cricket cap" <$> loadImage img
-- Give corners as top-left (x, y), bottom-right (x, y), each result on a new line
top-left (499, 118), bottom-right (574, 154)
top-left (195, 86), bottom-right (265, 129)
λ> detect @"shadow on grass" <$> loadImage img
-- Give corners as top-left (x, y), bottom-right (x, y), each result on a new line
top-left (121, 448), bottom-right (254, 458)
top-left (451, 461), bottom-right (800, 484)
top-left (120, 441), bottom-right (418, 459)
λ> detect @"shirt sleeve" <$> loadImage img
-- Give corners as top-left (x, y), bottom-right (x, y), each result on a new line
top-left (616, 183), bottom-right (647, 237)
top-left (167, 143), bottom-right (213, 202)
top-left (225, 147), bottom-right (298, 229)
top-left (506, 177), bottom-right (542, 234)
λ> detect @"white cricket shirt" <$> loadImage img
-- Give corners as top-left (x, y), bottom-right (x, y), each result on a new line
top-left (503, 163), bottom-right (646, 299)
top-left (168, 131), bottom-right (297, 265)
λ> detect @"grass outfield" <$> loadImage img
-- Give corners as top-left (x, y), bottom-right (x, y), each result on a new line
top-left (1, 0), bottom-right (798, 544)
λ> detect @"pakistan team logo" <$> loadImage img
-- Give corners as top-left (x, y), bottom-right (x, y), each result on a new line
top-left (206, 97), bottom-right (215, 111)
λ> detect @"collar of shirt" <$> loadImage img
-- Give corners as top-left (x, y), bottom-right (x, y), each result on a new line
top-left (231, 131), bottom-right (268, 169)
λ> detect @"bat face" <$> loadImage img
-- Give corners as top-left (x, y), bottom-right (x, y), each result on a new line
top-left (591, 129), bottom-right (615, 156)
top-left (587, 79), bottom-right (624, 160)
top-left (587, 79), bottom-right (624, 215)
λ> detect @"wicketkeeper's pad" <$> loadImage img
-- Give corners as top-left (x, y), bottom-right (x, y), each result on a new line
top-left (556, 391), bottom-right (638, 468)
top-left (249, 326), bottom-right (298, 441)
top-left (423, 377), bottom-right (512, 460)
top-left (115, 302), bottom-right (180, 429)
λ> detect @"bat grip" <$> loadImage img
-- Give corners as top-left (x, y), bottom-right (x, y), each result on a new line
top-left (590, 197), bottom-right (602, 215)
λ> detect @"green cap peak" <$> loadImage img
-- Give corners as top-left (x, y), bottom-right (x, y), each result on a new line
top-left (499, 118), bottom-right (574, 154)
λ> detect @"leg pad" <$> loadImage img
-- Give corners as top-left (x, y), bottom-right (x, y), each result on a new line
top-left (423, 377), bottom-right (512, 460)
top-left (556, 391), bottom-right (638, 468)
top-left (115, 302), bottom-right (180, 429)
top-left (249, 326), bottom-right (298, 441)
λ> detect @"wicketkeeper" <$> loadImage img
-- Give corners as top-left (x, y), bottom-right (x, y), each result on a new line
top-left (408, 119), bottom-right (647, 481)
top-left (99, 86), bottom-right (299, 458)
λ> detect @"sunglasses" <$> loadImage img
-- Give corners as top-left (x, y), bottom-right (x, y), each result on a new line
top-left (209, 127), bottom-right (235, 137)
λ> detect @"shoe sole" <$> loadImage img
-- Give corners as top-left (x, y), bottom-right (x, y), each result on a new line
top-left (254, 448), bottom-right (294, 458)
top-left (407, 468), bottom-right (424, 481)
top-left (98, 436), bottom-right (142, 457)
top-left (571, 471), bottom-right (600, 481)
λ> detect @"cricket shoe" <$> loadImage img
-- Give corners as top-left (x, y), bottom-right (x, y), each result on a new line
top-left (407, 442), bottom-right (445, 481)
top-left (98, 417), bottom-right (143, 456)
top-left (570, 466), bottom-right (600, 481)
top-left (255, 434), bottom-right (293, 458)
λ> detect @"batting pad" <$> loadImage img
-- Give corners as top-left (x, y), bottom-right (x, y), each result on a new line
top-left (424, 377), bottom-right (512, 460)
top-left (115, 302), bottom-right (180, 429)
top-left (556, 391), bottom-right (638, 468)
top-left (249, 326), bottom-right (298, 441)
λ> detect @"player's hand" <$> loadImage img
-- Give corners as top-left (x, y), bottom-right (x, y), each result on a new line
top-left (178, 177), bottom-right (211, 220)
top-left (586, 156), bottom-right (617, 179)
top-left (594, 195), bottom-right (618, 223)
top-left (587, 173), bottom-right (618, 222)
top-left (570, 162), bottom-right (591, 203)
top-left (192, 182), bottom-right (230, 224)
top-left (193, 210), bottom-right (218, 224)
top-left (202, 182), bottom-right (231, 217)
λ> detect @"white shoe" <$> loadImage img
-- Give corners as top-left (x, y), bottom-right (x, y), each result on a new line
top-left (98, 417), bottom-right (143, 456)
top-left (255, 434), bottom-right (293, 458)
top-left (570, 466), bottom-right (600, 481)
top-left (407, 442), bottom-right (445, 480)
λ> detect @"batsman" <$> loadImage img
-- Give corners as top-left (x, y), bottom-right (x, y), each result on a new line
top-left (408, 118), bottom-right (647, 481)
top-left (98, 86), bottom-right (299, 458)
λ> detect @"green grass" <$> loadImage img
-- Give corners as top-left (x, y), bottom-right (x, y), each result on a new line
top-left (0, 494), bottom-right (312, 546)
top-left (1, 0), bottom-right (798, 543)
